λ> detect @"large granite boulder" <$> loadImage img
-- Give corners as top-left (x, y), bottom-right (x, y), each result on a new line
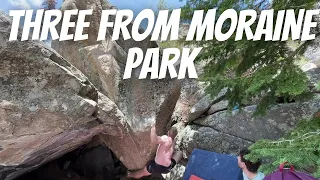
top-left (0, 11), bottom-right (116, 180)
top-left (52, 0), bottom-right (181, 170)
top-left (177, 95), bottom-right (320, 157)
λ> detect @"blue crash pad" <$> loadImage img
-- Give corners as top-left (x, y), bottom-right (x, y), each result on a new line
top-left (183, 149), bottom-right (242, 180)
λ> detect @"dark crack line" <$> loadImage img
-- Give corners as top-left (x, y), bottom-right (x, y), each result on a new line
top-left (191, 107), bottom-right (228, 122)
top-left (205, 108), bottom-right (228, 117)
top-left (191, 121), bottom-right (256, 143)
top-left (193, 92), bottom-right (320, 121)
top-left (190, 95), bottom-right (227, 122)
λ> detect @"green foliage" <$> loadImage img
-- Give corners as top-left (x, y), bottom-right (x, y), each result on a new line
top-left (158, 0), bottom-right (169, 11)
top-left (317, 81), bottom-right (320, 91)
top-left (246, 117), bottom-right (320, 178)
top-left (160, 40), bottom-right (182, 49)
top-left (180, 0), bottom-right (317, 115)
top-left (159, 40), bottom-right (184, 59)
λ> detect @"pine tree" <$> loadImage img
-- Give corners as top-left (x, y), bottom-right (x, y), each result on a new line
top-left (180, 0), bottom-right (317, 115)
top-left (246, 117), bottom-right (320, 178)
top-left (42, 0), bottom-right (57, 10)
top-left (157, 0), bottom-right (168, 11)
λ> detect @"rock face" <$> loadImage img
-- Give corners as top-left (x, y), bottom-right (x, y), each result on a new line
top-left (52, 0), bottom-right (180, 170)
top-left (177, 95), bottom-right (320, 157)
top-left (171, 79), bottom-right (205, 123)
top-left (188, 89), bottom-right (227, 122)
top-left (304, 2), bottom-right (320, 67)
top-left (0, 11), bottom-right (110, 180)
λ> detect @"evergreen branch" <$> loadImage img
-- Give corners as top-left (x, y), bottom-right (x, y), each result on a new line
top-left (269, 131), bottom-right (320, 144)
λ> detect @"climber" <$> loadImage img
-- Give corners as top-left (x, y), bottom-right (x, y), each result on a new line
top-left (127, 126), bottom-right (183, 179)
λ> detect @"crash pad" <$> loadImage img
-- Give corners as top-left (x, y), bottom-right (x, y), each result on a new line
top-left (183, 149), bottom-right (243, 180)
